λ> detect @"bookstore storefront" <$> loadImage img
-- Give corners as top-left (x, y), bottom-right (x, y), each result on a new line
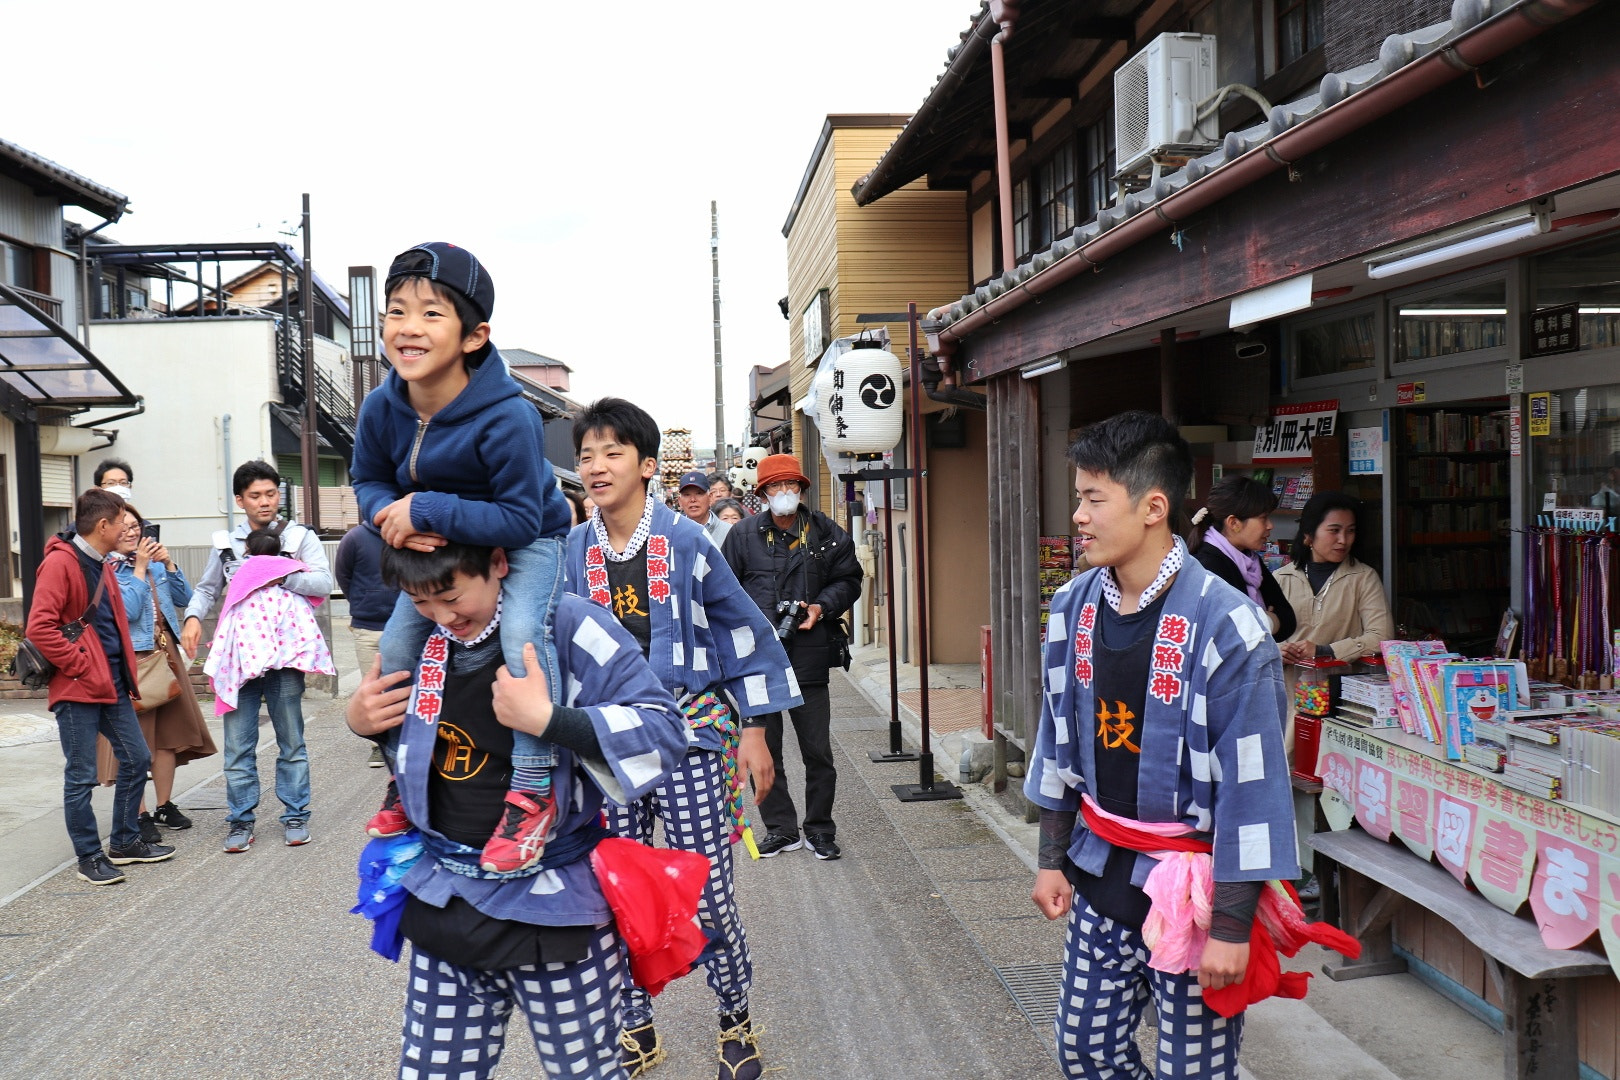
top-left (1276, 224), bottom-right (1620, 1075)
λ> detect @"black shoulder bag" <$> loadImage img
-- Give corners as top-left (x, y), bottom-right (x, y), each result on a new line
top-left (11, 568), bottom-right (110, 690)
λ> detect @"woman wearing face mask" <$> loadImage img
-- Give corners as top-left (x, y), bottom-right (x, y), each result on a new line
top-left (1187, 476), bottom-right (1295, 641)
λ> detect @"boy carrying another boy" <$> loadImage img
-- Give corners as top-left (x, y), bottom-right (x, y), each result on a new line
top-left (347, 541), bottom-right (693, 1079)
top-left (568, 398), bottom-right (802, 1080)
top-left (352, 242), bottom-right (573, 874)
top-left (1027, 412), bottom-right (1324, 1080)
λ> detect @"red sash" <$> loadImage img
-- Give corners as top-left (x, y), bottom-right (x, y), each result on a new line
top-left (1078, 800), bottom-right (1360, 1018)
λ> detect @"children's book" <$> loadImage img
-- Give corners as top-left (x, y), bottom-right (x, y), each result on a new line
top-left (1442, 661), bottom-right (1517, 759)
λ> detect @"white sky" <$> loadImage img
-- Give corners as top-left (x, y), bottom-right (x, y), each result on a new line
top-left (6, 1), bottom-right (977, 455)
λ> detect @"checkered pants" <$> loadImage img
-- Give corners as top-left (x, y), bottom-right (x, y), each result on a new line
top-left (604, 747), bottom-right (749, 1024)
top-left (1055, 900), bottom-right (1245, 1080)
top-left (399, 933), bottom-right (627, 1080)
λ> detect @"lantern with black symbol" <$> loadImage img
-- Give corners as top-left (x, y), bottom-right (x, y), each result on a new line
top-left (730, 446), bottom-right (766, 494)
top-left (815, 339), bottom-right (904, 456)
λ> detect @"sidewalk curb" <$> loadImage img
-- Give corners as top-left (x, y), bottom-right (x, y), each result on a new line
top-left (842, 657), bottom-right (1038, 867)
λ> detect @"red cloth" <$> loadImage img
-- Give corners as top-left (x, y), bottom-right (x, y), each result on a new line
top-left (26, 537), bottom-right (138, 707)
top-left (590, 837), bottom-right (711, 997)
top-left (1078, 800), bottom-right (1360, 1019)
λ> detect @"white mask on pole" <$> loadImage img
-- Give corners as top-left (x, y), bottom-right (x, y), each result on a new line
top-left (768, 491), bottom-right (801, 517)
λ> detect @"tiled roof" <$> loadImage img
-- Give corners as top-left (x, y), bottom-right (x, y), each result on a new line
top-left (503, 346), bottom-right (571, 371)
top-left (921, 4), bottom-right (1506, 327)
top-left (0, 136), bottom-right (129, 221)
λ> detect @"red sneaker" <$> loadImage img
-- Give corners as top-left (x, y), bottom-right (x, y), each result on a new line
top-left (480, 790), bottom-right (558, 873)
top-left (366, 778), bottom-right (410, 838)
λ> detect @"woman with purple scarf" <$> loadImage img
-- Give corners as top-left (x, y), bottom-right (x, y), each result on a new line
top-left (1188, 477), bottom-right (1296, 642)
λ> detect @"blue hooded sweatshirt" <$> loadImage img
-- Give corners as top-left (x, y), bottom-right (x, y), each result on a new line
top-left (351, 346), bottom-right (570, 547)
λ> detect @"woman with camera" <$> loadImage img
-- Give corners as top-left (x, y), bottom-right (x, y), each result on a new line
top-left (98, 506), bottom-right (217, 838)
top-left (721, 455), bottom-right (863, 861)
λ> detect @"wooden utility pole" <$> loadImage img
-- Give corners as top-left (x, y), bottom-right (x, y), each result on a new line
top-left (300, 193), bottom-right (320, 529)
top-left (711, 201), bottom-right (725, 468)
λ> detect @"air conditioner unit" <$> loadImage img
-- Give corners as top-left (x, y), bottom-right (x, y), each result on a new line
top-left (1113, 33), bottom-right (1219, 177)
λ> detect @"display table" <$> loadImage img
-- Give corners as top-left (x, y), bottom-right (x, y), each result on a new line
top-left (1316, 720), bottom-right (1620, 1078)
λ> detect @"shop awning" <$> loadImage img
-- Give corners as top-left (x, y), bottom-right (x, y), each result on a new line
top-left (0, 282), bottom-right (139, 409)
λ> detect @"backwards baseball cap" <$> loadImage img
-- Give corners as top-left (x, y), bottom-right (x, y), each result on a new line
top-left (387, 242), bottom-right (495, 323)
top-left (678, 470), bottom-right (710, 492)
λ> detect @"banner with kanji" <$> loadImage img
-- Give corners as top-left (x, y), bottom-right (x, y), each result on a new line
top-left (1252, 399), bottom-right (1339, 462)
top-left (1318, 721), bottom-right (1620, 972)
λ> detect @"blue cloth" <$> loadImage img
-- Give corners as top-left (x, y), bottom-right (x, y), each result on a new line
top-left (114, 560), bottom-right (192, 651)
top-left (395, 594), bottom-right (686, 928)
top-left (564, 502), bottom-right (802, 752)
top-left (352, 832), bottom-right (425, 962)
top-left (379, 535), bottom-right (566, 774)
top-left (54, 697), bottom-right (148, 857)
top-left (1025, 554), bottom-right (1298, 887)
top-left (333, 524), bottom-right (396, 631)
top-left (223, 668), bottom-right (309, 826)
top-left (350, 346), bottom-right (570, 547)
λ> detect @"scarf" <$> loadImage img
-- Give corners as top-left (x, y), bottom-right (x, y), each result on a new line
top-left (590, 488), bottom-right (658, 563)
top-left (1099, 536), bottom-right (1186, 614)
top-left (1203, 529), bottom-right (1264, 606)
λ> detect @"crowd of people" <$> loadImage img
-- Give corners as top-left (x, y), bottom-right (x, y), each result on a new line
top-left (30, 240), bottom-right (1380, 1079)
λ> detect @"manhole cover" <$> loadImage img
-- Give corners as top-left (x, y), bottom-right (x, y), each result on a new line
top-left (994, 962), bottom-right (1064, 1031)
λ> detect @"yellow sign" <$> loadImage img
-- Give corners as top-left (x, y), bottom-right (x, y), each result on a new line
top-left (1528, 391), bottom-right (1552, 436)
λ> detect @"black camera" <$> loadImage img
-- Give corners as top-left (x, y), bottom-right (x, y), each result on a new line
top-left (774, 599), bottom-right (807, 640)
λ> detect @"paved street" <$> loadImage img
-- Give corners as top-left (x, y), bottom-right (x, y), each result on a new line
top-left (0, 622), bottom-right (1509, 1080)
top-left (0, 639), bottom-right (1060, 1079)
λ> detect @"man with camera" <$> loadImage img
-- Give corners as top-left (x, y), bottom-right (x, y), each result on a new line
top-left (722, 454), bottom-right (862, 861)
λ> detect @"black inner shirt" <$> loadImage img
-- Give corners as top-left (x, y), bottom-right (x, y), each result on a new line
top-left (1064, 588), bottom-right (1168, 930)
top-left (606, 547), bottom-right (652, 658)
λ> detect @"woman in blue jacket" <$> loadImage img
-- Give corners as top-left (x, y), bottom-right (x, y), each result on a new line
top-left (98, 505), bottom-right (216, 837)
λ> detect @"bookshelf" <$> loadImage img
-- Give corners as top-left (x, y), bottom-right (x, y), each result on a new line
top-left (1393, 406), bottom-right (1511, 650)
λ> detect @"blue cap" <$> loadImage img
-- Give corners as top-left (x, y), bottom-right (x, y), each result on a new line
top-left (388, 242), bottom-right (494, 322)
top-left (678, 470), bottom-right (710, 492)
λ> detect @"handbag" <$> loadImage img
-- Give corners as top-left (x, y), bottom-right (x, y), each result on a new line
top-left (10, 567), bottom-right (110, 690)
top-left (134, 576), bottom-right (181, 712)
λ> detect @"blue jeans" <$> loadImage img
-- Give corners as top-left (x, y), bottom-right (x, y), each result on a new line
top-left (55, 695), bottom-right (150, 857)
top-left (379, 535), bottom-right (564, 775)
top-left (223, 668), bottom-right (310, 826)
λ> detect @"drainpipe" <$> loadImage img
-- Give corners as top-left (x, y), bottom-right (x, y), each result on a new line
top-left (222, 413), bottom-right (235, 530)
top-left (989, 1), bottom-right (1021, 275)
top-left (938, 0), bottom-right (1600, 353)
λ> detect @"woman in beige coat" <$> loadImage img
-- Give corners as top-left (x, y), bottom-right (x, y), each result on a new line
top-left (1274, 492), bottom-right (1394, 746)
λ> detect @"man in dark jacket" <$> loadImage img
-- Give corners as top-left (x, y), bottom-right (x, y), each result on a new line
top-left (722, 454), bottom-right (862, 861)
top-left (28, 488), bottom-right (174, 886)
top-left (334, 523), bottom-right (398, 767)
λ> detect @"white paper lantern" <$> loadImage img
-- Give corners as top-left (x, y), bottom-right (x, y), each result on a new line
top-left (731, 446), bottom-right (767, 493)
top-left (815, 344), bottom-right (903, 455)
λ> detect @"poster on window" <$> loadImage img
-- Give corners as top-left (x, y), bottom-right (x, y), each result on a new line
top-left (1318, 721), bottom-right (1618, 970)
top-left (1253, 400), bottom-right (1339, 462)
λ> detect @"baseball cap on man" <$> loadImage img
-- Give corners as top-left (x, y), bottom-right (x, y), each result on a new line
top-left (678, 470), bottom-right (710, 493)
top-left (755, 454), bottom-right (811, 491)
top-left (387, 242), bottom-right (495, 323)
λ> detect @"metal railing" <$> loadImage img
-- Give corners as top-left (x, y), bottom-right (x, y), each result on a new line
top-left (276, 319), bottom-right (357, 453)
top-left (11, 286), bottom-right (63, 323)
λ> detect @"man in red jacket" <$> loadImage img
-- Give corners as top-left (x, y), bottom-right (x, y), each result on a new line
top-left (28, 488), bottom-right (175, 886)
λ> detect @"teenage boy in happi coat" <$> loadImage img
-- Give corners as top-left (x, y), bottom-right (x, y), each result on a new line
top-left (347, 540), bottom-right (692, 1079)
top-left (567, 398), bottom-right (801, 1080)
top-left (1026, 412), bottom-right (1298, 1080)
